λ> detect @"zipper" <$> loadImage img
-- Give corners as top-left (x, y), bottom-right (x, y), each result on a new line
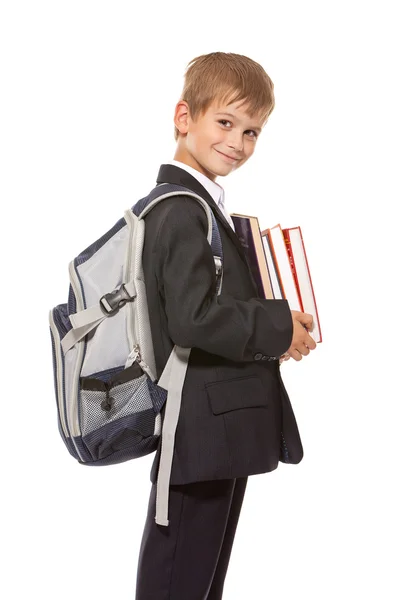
top-left (125, 344), bottom-right (152, 378)
top-left (67, 259), bottom-right (85, 461)
top-left (123, 210), bottom-right (135, 354)
top-left (123, 210), bottom-right (153, 380)
top-left (49, 309), bottom-right (68, 439)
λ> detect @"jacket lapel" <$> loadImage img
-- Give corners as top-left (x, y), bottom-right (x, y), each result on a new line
top-left (156, 164), bottom-right (248, 265)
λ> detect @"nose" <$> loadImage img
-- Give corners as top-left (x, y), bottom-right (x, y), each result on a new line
top-left (227, 132), bottom-right (244, 153)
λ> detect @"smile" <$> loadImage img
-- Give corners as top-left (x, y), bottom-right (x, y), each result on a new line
top-left (215, 149), bottom-right (239, 163)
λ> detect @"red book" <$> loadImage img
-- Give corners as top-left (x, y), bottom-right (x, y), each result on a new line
top-left (261, 224), bottom-right (303, 311)
top-left (282, 226), bottom-right (322, 343)
top-left (282, 228), bottom-right (304, 312)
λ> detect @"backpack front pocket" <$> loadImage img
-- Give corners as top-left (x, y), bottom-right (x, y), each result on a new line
top-left (79, 361), bottom-right (157, 461)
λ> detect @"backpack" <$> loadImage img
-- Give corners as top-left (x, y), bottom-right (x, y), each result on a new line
top-left (49, 183), bottom-right (223, 526)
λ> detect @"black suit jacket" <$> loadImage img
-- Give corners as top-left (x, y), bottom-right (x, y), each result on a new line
top-left (141, 164), bottom-right (303, 485)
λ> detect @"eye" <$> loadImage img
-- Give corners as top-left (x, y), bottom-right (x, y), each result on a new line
top-left (218, 120), bottom-right (258, 139)
top-left (218, 119), bottom-right (232, 128)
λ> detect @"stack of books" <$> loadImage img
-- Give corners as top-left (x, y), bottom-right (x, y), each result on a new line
top-left (230, 214), bottom-right (322, 344)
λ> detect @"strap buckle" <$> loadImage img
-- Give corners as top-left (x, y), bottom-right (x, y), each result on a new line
top-left (99, 283), bottom-right (134, 316)
top-left (213, 256), bottom-right (222, 275)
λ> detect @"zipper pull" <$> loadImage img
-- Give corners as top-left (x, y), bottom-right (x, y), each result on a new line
top-left (101, 382), bottom-right (115, 412)
top-left (125, 344), bottom-right (152, 377)
top-left (125, 345), bottom-right (139, 369)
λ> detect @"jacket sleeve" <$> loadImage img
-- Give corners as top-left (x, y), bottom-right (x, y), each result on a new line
top-left (154, 196), bottom-right (293, 362)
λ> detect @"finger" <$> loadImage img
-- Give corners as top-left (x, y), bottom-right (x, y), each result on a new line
top-left (306, 315), bottom-right (314, 330)
top-left (305, 319), bottom-right (314, 332)
top-left (288, 349), bottom-right (302, 362)
top-left (303, 319), bottom-right (314, 332)
top-left (305, 334), bottom-right (317, 350)
top-left (294, 350), bottom-right (303, 361)
top-left (308, 338), bottom-right (317, 350)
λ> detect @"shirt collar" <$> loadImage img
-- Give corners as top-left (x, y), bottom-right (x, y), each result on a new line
top-left (166, 159), bottom-right (224, 207)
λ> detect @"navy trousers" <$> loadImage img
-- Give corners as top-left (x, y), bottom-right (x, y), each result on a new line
top-left (135, 476), bottom-right (248, 600)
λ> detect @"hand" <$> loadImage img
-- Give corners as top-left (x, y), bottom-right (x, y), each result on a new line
top-left (286, 310), bottom-right (317, 362)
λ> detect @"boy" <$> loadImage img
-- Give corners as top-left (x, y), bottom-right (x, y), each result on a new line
top-left (135, 52), bottom-right (316, 599)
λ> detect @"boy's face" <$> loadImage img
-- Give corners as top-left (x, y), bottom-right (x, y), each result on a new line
top-left (174, 97), bottom-right (265, 181)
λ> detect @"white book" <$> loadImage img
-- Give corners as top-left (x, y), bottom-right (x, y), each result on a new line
top-left (265, 224), bottom-right (302, 311)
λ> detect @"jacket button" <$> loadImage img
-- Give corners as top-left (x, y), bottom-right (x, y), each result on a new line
top-left (254, 353), bottom-right (263, 361)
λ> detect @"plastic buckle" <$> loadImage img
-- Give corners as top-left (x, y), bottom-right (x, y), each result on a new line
top-left (99, 284), bottom-right (133, 316)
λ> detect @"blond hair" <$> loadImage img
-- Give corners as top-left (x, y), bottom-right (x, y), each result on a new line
top-left (174, 52), bottom-right (275, 140)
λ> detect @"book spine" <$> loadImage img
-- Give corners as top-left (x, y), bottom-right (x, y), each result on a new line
top-left (261, 229), bottom-right (285, 298)
top-left (261, 230), bottom-right (283, 298)
top-left (231, 216), bottom-right (265, 298)
top-left (252, 218), bottom-right (274, 299)
top-left (282, 228), bottom-right (304, 312)
top-left (265, 228), bottom-right (284, 296)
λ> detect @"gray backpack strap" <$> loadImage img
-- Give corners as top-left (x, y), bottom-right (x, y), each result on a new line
top-left (139, 186), bottom-right (224, 526)
top-left (154, 345), bottom-right (191, 526)
top-left (153, 256), bottom-right (223, 526)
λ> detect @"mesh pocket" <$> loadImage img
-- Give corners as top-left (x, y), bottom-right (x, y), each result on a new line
top-left (80, 362), bottom-right (153, 436)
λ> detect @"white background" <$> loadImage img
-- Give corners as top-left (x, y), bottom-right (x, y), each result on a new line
top-left (1, 1), bottom-right (399, 598)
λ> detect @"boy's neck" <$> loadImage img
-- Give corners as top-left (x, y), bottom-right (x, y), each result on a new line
top-left (173, 146), bottom-right (217, 182)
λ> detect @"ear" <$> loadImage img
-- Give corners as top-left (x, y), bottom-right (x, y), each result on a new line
top-left (174, 100), bottom-right (190, 136)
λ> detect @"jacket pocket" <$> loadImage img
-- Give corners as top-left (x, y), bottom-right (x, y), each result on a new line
top-left (206, 375), bottom-right (268, 415)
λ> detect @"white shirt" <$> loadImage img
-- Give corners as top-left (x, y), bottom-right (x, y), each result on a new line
top-left (166, 159), bottom-right (236, 231)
